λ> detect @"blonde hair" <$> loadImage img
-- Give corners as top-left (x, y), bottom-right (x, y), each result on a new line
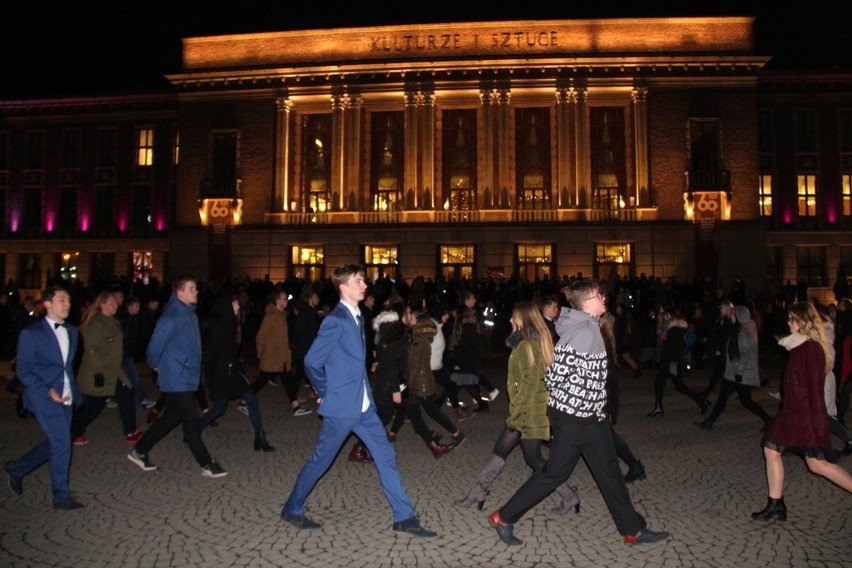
top-left (512, 301), bottom-right (554, 367)
top-left (788, 302), bottom-right (834, 373)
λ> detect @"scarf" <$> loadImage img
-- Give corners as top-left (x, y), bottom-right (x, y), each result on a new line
top-left (777, 332), bottom-right (808, 352)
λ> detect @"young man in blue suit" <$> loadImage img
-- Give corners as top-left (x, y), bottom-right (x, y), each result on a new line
top-left (281, 264), bottom-right (436, 538)
top-left (5, 285), bottom-right (84, 510)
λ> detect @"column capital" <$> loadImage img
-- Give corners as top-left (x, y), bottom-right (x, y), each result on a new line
top-left (275, 96), bottom-right (294, 112)
top-left (495, 88), bottom-right (511, 105)
top-left (571, 87), bottom-right (588, 103)
top-left (631, 86), bottom-right (648, 103)
top-left (555, 87), bottom-right (572, 105)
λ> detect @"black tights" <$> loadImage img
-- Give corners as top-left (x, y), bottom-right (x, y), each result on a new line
top-left (705, 380), bottom-right (770, 425)
top-left (491, 427), bottom-right (547, 471)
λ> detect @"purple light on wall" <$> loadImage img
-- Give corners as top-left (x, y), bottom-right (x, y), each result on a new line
top-left (117, 213), bottom-right (128, 232)
top-left (9, 211), bottom-right (19, 232)
top-left (80, 212), bottom-right (90, 232)
top-left (826, 205), bottom-right (837, 223)
top-left (154, 213), bottom-right (165, 231)
top-left (782, 206), bottom-right (793, 224)
top-left (45, 211), bottom-right (55, 232)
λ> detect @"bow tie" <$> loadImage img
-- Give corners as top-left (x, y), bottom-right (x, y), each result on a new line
top-left (54, 322), bottom-right (66, 329)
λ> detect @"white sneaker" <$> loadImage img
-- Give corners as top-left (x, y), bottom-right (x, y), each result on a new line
top-left (769, 392), bottom-right (781, 400)
top-left (201, 460), bottom-right (227, 478)
top-left (105, 397), bottom-right (118, 409)
top-left (127, 449), bottom-right (157, 471)
top-left (293, 406), bottom-right (313, 417)
top-left (237, 402), bottom-right (249, 415)
top-left (488, 389), bottom-right (500, 402)
top-left (140, 398), bottom-right (157, 409)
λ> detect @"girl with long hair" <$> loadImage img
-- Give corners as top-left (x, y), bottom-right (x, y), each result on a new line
top-left (455, 301), bottom-right (579, 513)
top-left (752, 302), bottom-right (852, 521)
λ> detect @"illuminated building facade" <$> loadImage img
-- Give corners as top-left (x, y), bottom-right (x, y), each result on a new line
top-left (1, 17), bottom-right (850, 299)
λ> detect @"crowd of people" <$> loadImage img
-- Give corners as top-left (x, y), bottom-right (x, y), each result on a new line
top-left (2, 268), bottom-right (851, 544)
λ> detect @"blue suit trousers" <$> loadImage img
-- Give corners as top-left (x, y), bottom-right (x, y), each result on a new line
top-left (283, 408), bottom-right (416, 523)
top-left (8, 405), bottom-right (73, 503)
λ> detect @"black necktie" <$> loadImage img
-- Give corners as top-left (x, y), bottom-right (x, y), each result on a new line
top-left (356, 314), bottom-right (365, 346)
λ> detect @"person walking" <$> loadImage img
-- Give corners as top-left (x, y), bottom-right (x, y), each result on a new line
top-left (117, 296), bottom-right (156, 409)
top-left (254, 286), bottom-right (311, 416)
top-left (70, 291), bottom-right (142, 446)
top-left (198, 290), bottom-right (274, 452)
top-left (647, 307), bottom-right (709, 417)
top-left (488, 279), bottom-right (669, 546)
top-left (752, 302), bottom-right (852, 521)
top-left (455, 301), bottom-right (579, 514)
top-left (696, 305), bottom-right (771, 430)
top-left (4, 286), bottom-right (84, 510)
top-left (127, 276), bottom-right (227, 478)
top-left (281, 264), bottom-right (436, 537)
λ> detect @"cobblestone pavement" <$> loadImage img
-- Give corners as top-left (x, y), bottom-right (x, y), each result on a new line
top-left (1, 350), bottom-right (850, 568)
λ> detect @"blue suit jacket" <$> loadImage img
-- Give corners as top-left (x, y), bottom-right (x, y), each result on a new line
top-left (17, 318), bottom-right (81, 415)
top-left (304, 302), bottom-right (375, 419)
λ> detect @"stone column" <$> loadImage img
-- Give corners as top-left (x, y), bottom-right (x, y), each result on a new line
top-left (573, 85), bottom-right (589, 208)
top-left (632, 85), bottom-right (649, 207)
top-left (555, 84), bottom-right (572, 207)
top-left (330, 90), bottom-right (345, 211)
top-left (404, 88), bottom-right (419, 210)
top-left (419, 88), bottom-right (436, 209)
top-left (495, 84), bottom-right (512, 208)
top-left (273, 96), bottom-right (293, 212)
top-left (344, 92), bottom-right (362, 211)
top-left (479, 85), bottom-right (495, 209)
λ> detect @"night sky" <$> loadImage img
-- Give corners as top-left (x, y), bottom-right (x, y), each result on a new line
top-left (1, 1), bottom-right (850, 99)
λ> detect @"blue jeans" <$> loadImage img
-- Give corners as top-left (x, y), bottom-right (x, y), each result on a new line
top-left (122, 356), bottom-right (148, 404)
top-left (198, 389), bottom-right (263, 433)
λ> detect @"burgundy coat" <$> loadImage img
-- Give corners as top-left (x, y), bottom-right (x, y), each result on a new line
top-left (764, 340), bottom-right (830, 451)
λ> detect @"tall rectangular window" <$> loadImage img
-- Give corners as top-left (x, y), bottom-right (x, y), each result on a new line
top-left (0, 131), bottom-right (8, 170)
top-left (133, 185), bottom-right (152, 229)
top-left (90, 253), bottom-right (114, 285)
top-left (59, 188), bottom-right (78, 229)
top-left (439, 244), bottom-right (475, 280)
top-left (302, 114), bottom-right (332, 213)
top-left (794, 110), bottom-right (817, 152)
top-left (131, 251), bottom-right (154, 283)
top-left (363, 245), bottom-right (399, 281)
top-left (290, 246), bottom-right (324, 281)
top-left (62, 130), bottom-right (81, 169)
top-left (442, 109), bottom-right (477, 211)
top-left (842, 174), bottom-right (851, 217)
top-left (370, 111), bottom-right (404, 211)
top-left (136, 127), bottom-right (154, 166)
top-left (758, 175), bottom-right (773, 217)
top-left (516, 107), bottom-right (552, 210)
top-left (515, 244), bottom-right (553, 282)
top-left (97, 128), bottom-right (117, 168)
top-left (95, 186), bottom-right (114, 227)
top-left (590, 107), bottom-right (628, 212)
top-left (797, 174), bottom-right (817, 217)
top-left (688, 118), bottom-right (728, 190)
top-left (594, 243), bottom-right (633, 281)
top-left (25, 131), bottom-right (45, 169)
top-left (796, 246), bottom-right (827, 287)
top-left (18, 253), bottom-right (41, 289)
top-left (207, 130), bottom-right (239, 198)
top-left (58, 252), bottom-right (80, 282)
top-left (23, 188), bottom-right (41, 228)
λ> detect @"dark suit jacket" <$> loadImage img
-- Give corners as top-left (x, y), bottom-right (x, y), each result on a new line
top-left (17, 318), bottom-right (80, 415)
top-left (304, 302), bottom-right (374, 419)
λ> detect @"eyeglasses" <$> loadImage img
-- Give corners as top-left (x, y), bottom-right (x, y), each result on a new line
top-left (583, 293), bottom-right (605, 302)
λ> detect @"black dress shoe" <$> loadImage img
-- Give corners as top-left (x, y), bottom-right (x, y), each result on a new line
top-left (280, 510), bottom-right (321, 529)
top-left (53, 497), bottom-right (84, 511)
top-left (392, 516), bottom-right (437, 538)
top-left (5, 462), bottom-right (22, 496)
top-left (695, 420), bottom-right (713, 430)
top-left (699, 398), bottom-right (710, 414)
